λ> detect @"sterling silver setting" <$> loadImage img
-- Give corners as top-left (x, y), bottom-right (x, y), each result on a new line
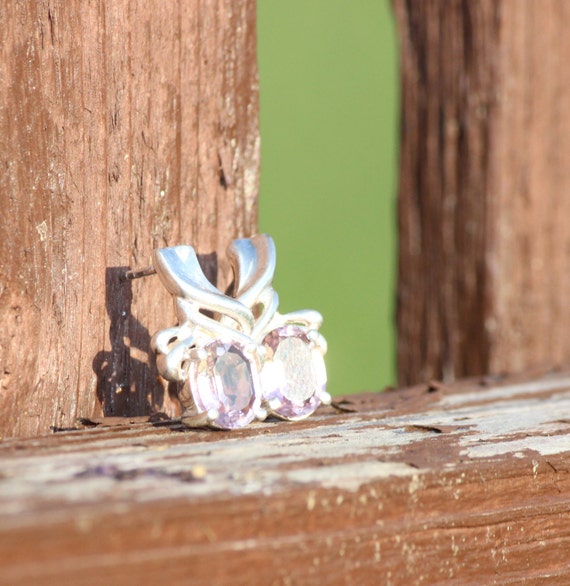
top-left (228, 235), bottom-right (331, 420)
top-left (128, 234), bottom-right (329, 430)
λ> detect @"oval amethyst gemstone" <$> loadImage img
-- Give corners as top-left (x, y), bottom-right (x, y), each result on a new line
top-left (261, 325), bottom-right (327, 420)
top-left (188, 340), bottom-right (260, 429)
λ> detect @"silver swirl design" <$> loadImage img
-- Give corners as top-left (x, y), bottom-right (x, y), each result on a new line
top-left (227, 234), bottom-right (280, 340)
top-left (150, 234), bottom-right (326, 393)
top-left (229, 234), bottom-right (323, 338)
top-left (150, 244), bottom-right (260, 382)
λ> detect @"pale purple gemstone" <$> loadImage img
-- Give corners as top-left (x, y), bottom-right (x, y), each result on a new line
top-left (188, 341), bottom-right (259, 430)
top-left (261, 325), bottom-right (327, 420)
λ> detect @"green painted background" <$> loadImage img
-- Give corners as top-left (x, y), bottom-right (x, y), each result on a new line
top-left (257, 1), bottom-right (399, 395)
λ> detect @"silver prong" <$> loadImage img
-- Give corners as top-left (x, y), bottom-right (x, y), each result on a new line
top-left (244, 343), bottom-right (259, 358)
top-left (255, 406), bottom-right (268, 421)
top-left (257, 345), bottom-right (268, 360)
top-left (319, 391), bottom-right (332, 406)
top-left (180, 409), bottom-right (214, 428)
top-left (189, 347), bottom-right (208, 361)
top-left (123, 266), bottom-right (157, 280)
top-left (207, 408), bottom-right (221, 423)
top-left (307, 330), bottom-right (319, 343)
top-left (310, 332), bottom-right (327, 354)
top-left (268, 397), bottom-right (282, 412)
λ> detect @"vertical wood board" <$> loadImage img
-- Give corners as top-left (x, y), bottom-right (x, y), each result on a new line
top-left (395, 0), bottom-right (570, 384)
top-left (0, 1), bottom-right (259, 437)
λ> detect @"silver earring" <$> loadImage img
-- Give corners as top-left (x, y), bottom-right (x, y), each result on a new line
top-left (126, 234), bottom-right (329, 430)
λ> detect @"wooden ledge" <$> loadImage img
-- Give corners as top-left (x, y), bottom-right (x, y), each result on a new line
top-left (2, 372), bottom-right (570, 584)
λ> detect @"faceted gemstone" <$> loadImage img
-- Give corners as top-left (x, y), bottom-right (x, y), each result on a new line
top-left (261, 325), bottom-right (327, 420)
top-left (188, 340), bottom-right (260, 429)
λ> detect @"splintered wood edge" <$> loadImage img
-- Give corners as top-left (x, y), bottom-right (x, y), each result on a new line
top-left (1, 371), bottom-right (570, 584)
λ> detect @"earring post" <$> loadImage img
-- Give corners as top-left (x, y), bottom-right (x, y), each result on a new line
top-left (123, 266), bottom-right (157, 281)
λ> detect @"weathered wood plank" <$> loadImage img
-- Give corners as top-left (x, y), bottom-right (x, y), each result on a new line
top-left (394, 0), bottom-right (570, 385)
top-left (0, 1), bottom-right (259, 438)
top-left (1, 371), bottom-right (570, 584)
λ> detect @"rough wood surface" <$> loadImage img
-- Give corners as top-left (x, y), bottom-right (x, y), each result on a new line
top-left (0, 1), bottom-right (259, 437)
top-left (1, 371), bottom-right (570, 584)
top-left (394, 0), bottom-right (570, 385)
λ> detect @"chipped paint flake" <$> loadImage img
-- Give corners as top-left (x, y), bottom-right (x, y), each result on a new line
top-left (35, 220), bottom-right (48, 241)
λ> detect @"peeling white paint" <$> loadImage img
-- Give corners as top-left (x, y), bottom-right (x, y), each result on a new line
top-left (1, 374), bottom-right (570, 520)
top-left (35, 220), bottom-right (48, 241)
top-left (463, 434), bottom-right (570, 459)
top-left (441, 376), bottom-right (570, 407)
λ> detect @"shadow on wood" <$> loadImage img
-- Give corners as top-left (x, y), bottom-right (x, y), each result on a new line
top-left (92, 267), bottom-right (157, 417)
top-left (92, 253), bottom-right (220, 417)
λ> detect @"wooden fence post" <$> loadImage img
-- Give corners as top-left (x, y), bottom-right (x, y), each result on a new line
top-left (394, 0), bottom-right (570, 385)
top-left (0, 1), bottom-right (259, 438)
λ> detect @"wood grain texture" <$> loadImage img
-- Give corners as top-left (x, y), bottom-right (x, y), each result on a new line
top-left (0, 1), bottom-right (259, 437)
top-left (394, 0), bottom-right (570, 385)
top-left (1, 370), bottom-right (570, 584)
